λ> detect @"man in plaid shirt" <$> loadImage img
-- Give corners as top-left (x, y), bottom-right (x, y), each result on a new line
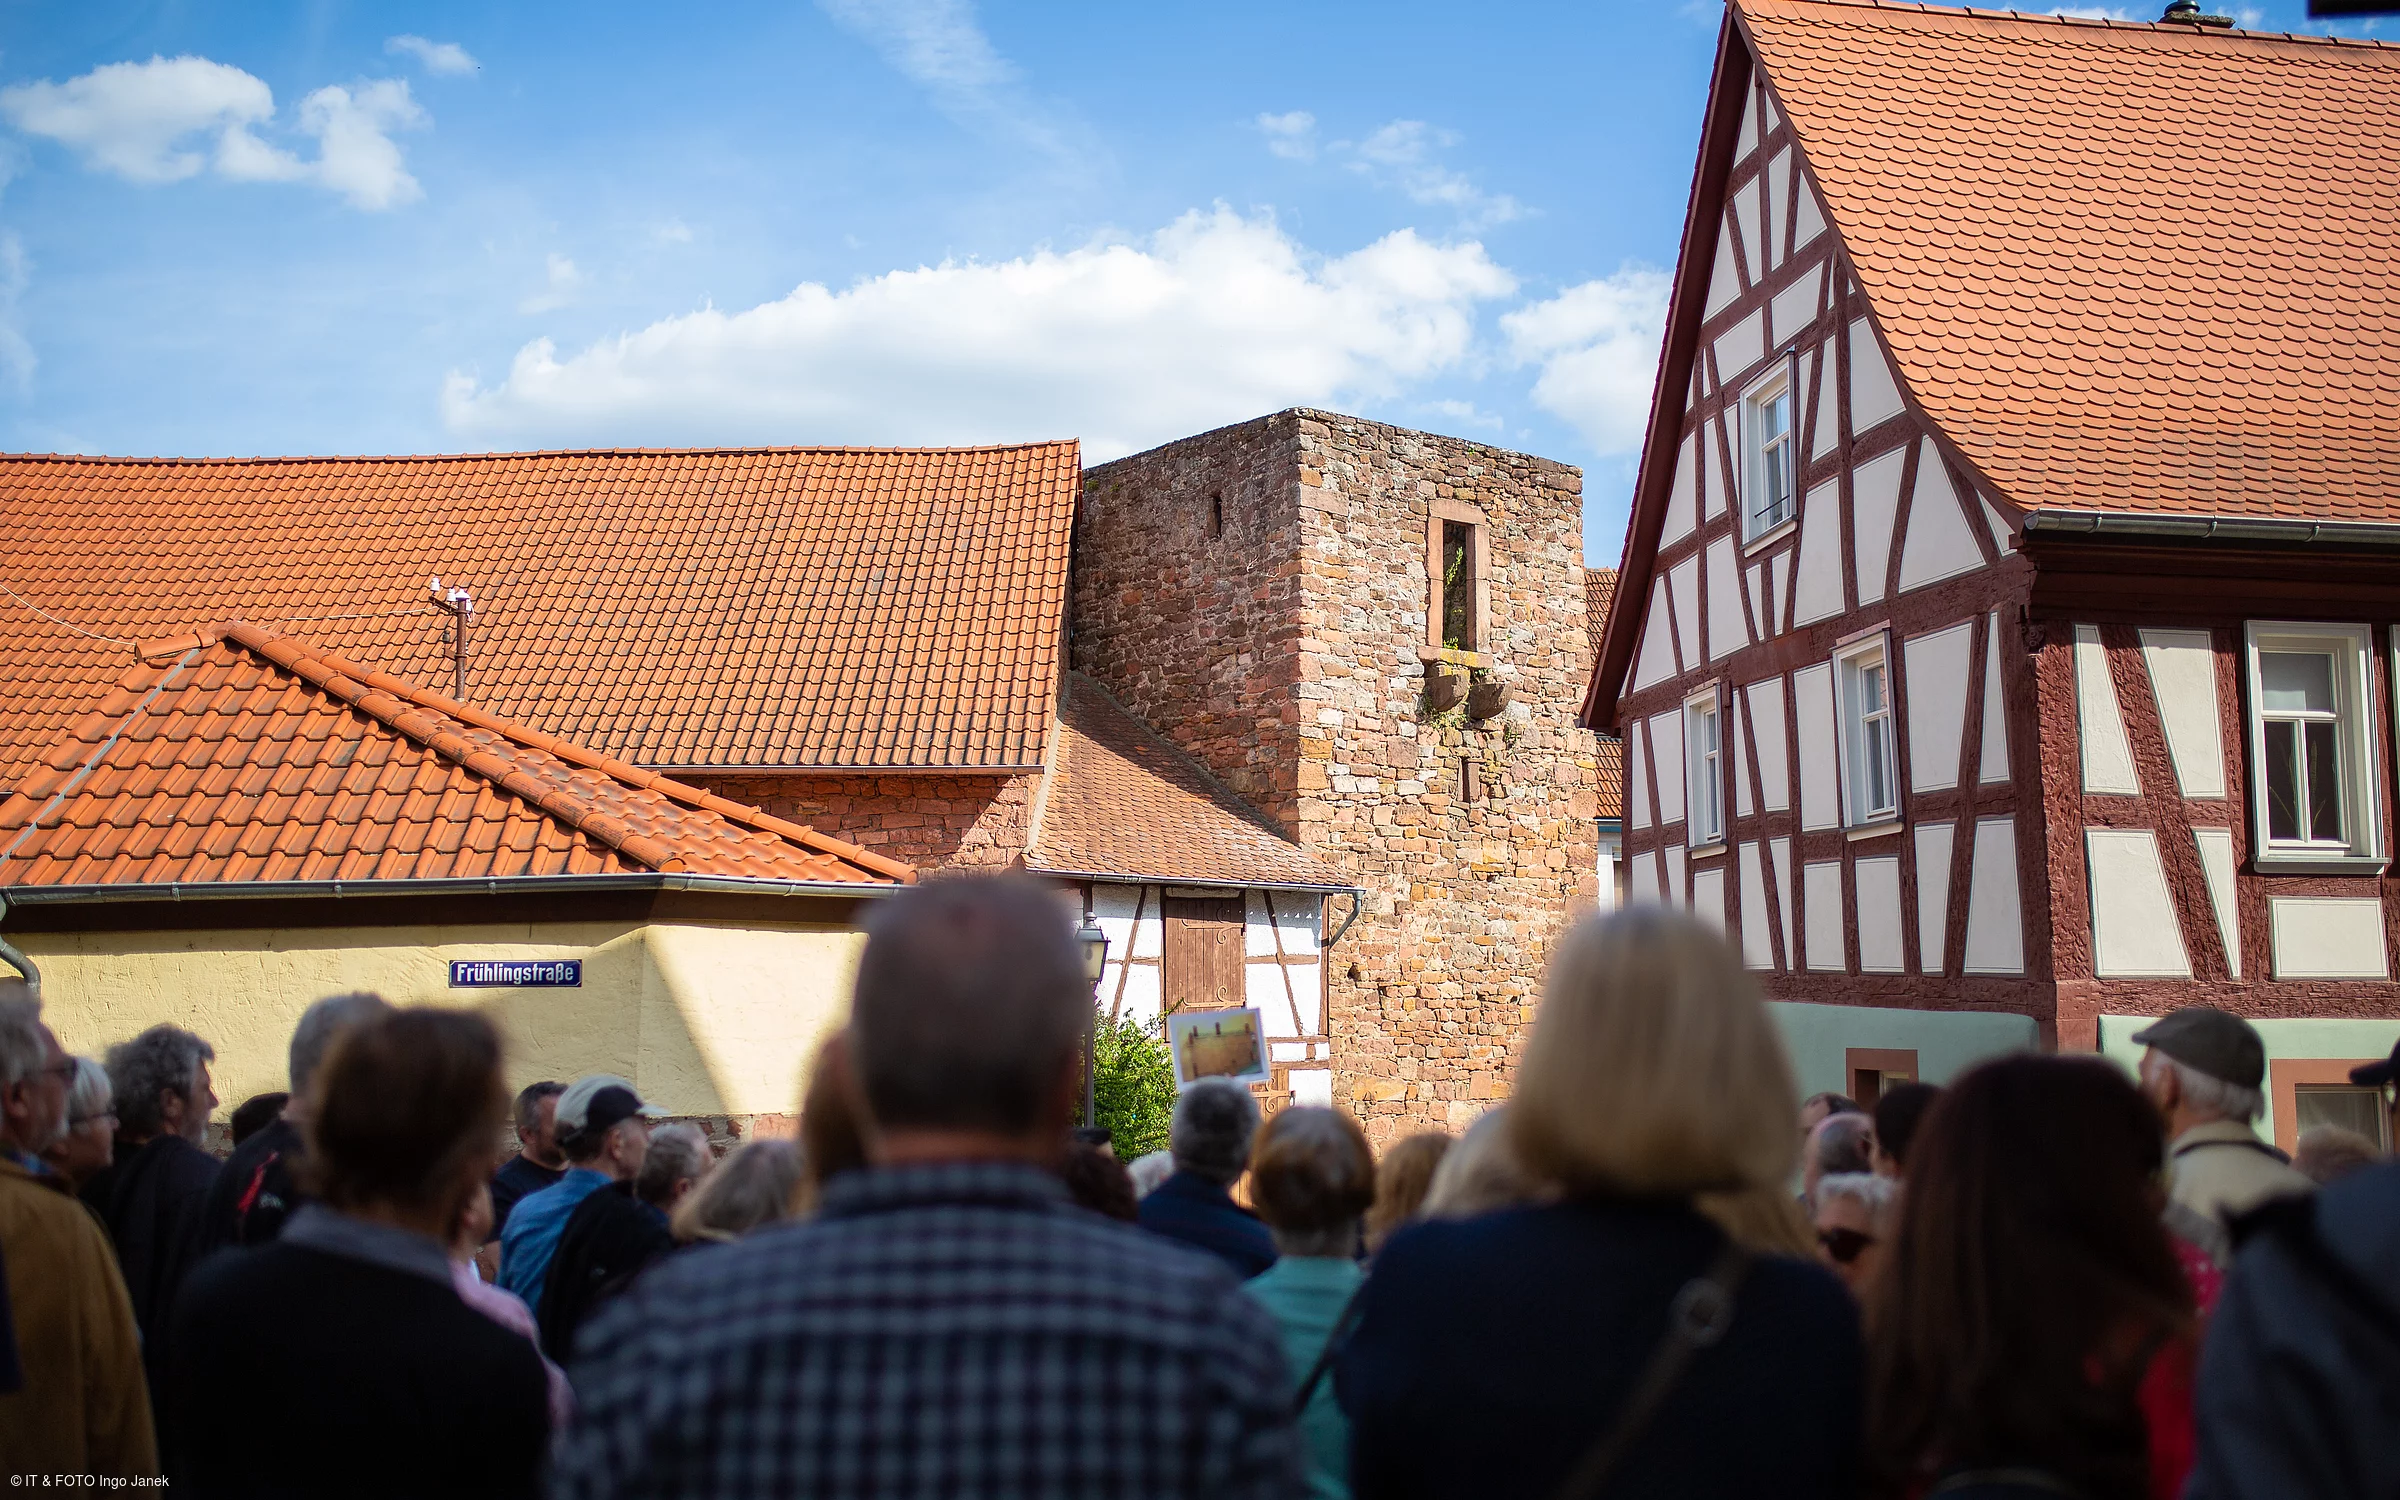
top-left (552, 877), bottom-right (1306, 1499)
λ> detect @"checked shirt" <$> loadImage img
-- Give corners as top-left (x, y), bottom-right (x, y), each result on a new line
top-left (551, 1159), bottom-right (1306, 1500)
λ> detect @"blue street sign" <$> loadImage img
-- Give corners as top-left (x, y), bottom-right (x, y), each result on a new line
top-left (449, 959), bottom-right (582, 988)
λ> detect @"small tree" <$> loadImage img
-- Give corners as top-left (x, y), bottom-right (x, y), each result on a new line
top-left (1091, 1008), bottom-right (1178, 1159)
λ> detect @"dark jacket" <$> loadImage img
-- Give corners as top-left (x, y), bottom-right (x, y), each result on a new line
top-left (83, 1134), bottom-right (218, 1468)
top-left (1337, 1194), bottom-right (1861, 1500)
top-left (2185, 1159), bottom-right (2400, 1500)
top-left (538, 1180), bottom-right (674, 1362)
top-left (197, 1116), bottom-right (305, 1251)
top-left (489, 1153), bottom-right (566, 1239)
top-left (172, 1217), bottom-right (547, 1497)
top-left (1136, 1168), bottom-right (1278, 1279)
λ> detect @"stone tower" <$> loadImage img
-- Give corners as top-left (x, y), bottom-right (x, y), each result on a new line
top-left (1074, 408), bottom-right (1599, 1136)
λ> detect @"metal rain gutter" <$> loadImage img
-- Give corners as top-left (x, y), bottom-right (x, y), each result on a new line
top-left (0, 896), bottom-right (38, 995)
top-left (0, 872), bottom-right (902, 909)
top-left (1027, 867), bottom-right (1370, 948)
top-left (2022, 510), bottom-right (2400, 550)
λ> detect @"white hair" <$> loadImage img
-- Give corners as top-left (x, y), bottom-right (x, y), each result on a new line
top-left (1126, 1149), bottom-right (1176, 1198)
top-left (0, 989), bottom-right (44, 1091)
top-left (65, 1055), bottom-right (111, 1122)
top-left (2143, 1050), bottom-right (2262, 1124)
top-left (1815, 1171), bottom-right (1898, 1232)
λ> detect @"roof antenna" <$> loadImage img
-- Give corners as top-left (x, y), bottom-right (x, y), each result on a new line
top-left (427, 576), bottom-right (474, 702)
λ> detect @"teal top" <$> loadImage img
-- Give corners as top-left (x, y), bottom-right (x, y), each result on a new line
top-left (1242, 1254), bottom-right (1365, 1500)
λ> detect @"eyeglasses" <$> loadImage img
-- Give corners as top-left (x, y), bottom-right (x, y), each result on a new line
top-left (1818, 1226), bottom-right (1877, 1265)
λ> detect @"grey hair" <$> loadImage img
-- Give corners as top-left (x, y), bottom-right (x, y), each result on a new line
top-left (636, 1122), bottom-right (712, 1208)
top-left (851, 876), bottom-right (1089, 1135)
top-left (2143, 1050), bottom-right (2263, 1124)
top-left (105, 1024), bottom-right (216, 1139)
top-left (670, 1139), bottom-right (805, 1243)
top-left (0, 989), bottom-right (44, 1091)
top-left (1126, 1149), bottom-right (1176, 1198)
top-left (289, 991), bottom-right (392, 1097)
top-left (1815, 1171), bottom-right (1898, 1231)
top-left (65, 1056), bottom-right (112, 1123)
top-left (1811, 1111), bottom-right (1877, 1177)
top-left (1170, 1077), bottom-right (1260, 1184)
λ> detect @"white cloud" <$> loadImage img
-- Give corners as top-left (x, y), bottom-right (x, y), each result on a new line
top-left (0, 232), bottom-right (32, 395)
top-left (298, 80), bottom-right (425, 210)
top-left (0, 56), bottom-right (426, 210)
top-left (1502, 266), bottom-right (1672, 455)
top-left (443, 207), bottom-right (1516, 460)
top-left (2045, 5), bottom-right (2137, 17)
top-left (520, 253), bottom-right (586, 314)
top-left (652, 219), bottom-right (695, 244)
top-left (384, 36), bottom-right (480, 77)
top-left (816, 0), bottom-right (1082, 162)
top-left (1349, 120), bottom-right (1523, 228)
top-left (0, 56), bottom-right (275, 184)
top-left (1257, 110), bottom-right (1316, 161)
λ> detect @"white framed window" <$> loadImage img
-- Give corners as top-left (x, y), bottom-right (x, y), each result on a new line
top-left (1685, 684), bottom-right (1725, 848)
top-left (1739, 360), bottom-right (1798, 544)
top-left (1834, 634), bottom-right (1899, 829)
top-left (2243, 622), bottom-right (2381, 871)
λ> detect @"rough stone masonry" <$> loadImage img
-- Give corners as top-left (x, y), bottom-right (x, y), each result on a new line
top-left (1076, 409), bottom-right (1600, 1138)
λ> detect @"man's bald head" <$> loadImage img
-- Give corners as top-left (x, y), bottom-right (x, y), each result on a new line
top-left (851, 876), bottom-right (1087, 1137)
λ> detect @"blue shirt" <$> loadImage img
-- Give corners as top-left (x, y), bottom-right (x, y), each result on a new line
top-left (553, 1160), bottom-right (1305, 1500)
top-left (1137, 1167), bottom-right (1279, 1279)
top-left (499, 1166), bottom-right (610, 1312)
top-left (1244, 1255), bottom-right (1363, 1500)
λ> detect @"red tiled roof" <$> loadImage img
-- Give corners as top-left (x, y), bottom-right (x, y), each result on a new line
top-left (1583, 569), bottom-right (1624, 821)
top-left (0, 622), bottom-right (913, 890)
top-left (0, 444), bottom-right (1079, 794)
top-left (1741, 0), bottom-right (2400, 521)
top-left (1026, 673), bottom-right (1351, 891)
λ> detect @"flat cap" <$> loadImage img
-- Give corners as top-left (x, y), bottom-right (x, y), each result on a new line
top-left (2131, 1007), bottom-right (2265, 1091)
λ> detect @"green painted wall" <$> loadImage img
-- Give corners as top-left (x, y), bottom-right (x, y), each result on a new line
top-left (1769, 1000), bottom-right (2040, 1099)
top-left (2098, 1013), bottom-right (2400, 1151)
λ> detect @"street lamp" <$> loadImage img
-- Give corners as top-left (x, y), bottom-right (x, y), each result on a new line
top-left (1076, 918), bottom-right (1109, 1128)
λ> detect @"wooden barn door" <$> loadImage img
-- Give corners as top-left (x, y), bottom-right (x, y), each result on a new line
top-left (1162, 894), bottom-right (1246, 1013)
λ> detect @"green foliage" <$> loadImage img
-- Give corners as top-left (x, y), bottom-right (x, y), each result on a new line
top-left (1091, 1008), bottom-right (1178, 1159)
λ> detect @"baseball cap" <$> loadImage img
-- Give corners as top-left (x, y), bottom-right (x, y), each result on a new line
top-left (2351, 1040), bottom-right (2400, 1089)
top-left (2130, 1007), bottom-right (2266, 1091)
top-left (554, 1074), bottom-right (666, 1141)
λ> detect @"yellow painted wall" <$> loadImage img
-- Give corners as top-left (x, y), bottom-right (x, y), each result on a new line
top-left (16, 917), bottom-right (863, 1118)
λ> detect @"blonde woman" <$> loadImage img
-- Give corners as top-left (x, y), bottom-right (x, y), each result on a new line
top-left (1362, 1131), bottom-right (1451, 1253)
top-left (670, 1139), bottom-right (806, 1244)
top-left (1338, 908), bottom-right (1861, 1500)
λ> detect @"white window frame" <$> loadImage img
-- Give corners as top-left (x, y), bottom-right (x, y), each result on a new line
top-left (1833, 632), bottom-right (1901, 831)
top-left (1685, 683), bottom-right (1726, 849)
top-left (1738, 357), bottom-right (1800, 548)
top-left (2242, 622), bottom-right (2383, 873)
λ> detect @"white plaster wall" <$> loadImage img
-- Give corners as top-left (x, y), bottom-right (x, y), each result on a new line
top-left (2138, 629), bottom-right (2226, 799)
top-left (1769, 263), bottom-right (1824, 350)
top-left (2191, 827), bottom-right (2241, 978)
top-left (1848, 317), bottom-right (1908, 434)
top-left (1737, 841), bottom-right (1775, 971)
top-left (1691, 863), bottom-right (1729, 936)
top-left (1794, 663), bottom-right (1839, 830)
top-left (1662, 434), bottom-right (1698, 547)
top-left (1770, 837), bottom-right (1796, 968)
top-left (1855, 856), bottom-right (1905, 973)
top-left (1903, 621), bottom-right (1974, 792)
top-left (1963, 817), bottom-right (2025, 975)
top-left (2269, 898), bottom-right (2388, 980)
top-left (1747, 677), bottom-right (1791, 813)
top-left (1915, 822), bottom-right (1954, 974)
top-left (1793, 479), bottom-right (1845, 626)
top-left (1668, 557), bottom-right (1701, 676)
top-left (1896, 444), bottom-right (1984, 595)
top-left (1650, 710), bottom-right (1686, 828)
top-left (1803, 860), bottom-right (1845, 971)
top-left (1790, 173), bottom-right (1827, 253)
top-left (2075, 624), bottom-right (2141, 794)
top-left (1627, 850), bottom-right (1661, 907)
top-left (1980, 614), bottom-right (2011, 784)
top-left (1705, 534), bottom-right (1744, 662)
top-left (1715, 311), bottom-right (1766, 386)
top-left (2085, 829), bottom-right (2192, 978)
top-left (1851, 446), bottom-right (1905, 607)
top-left (1631, 576), bottom-right (1678, 692)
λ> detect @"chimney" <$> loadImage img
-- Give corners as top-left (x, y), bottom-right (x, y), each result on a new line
top-left (2159, 0), bottom-right (2235, 24)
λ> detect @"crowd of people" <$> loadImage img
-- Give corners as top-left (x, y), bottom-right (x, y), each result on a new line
top-left (2, 876), bottom-right (2397, 1497)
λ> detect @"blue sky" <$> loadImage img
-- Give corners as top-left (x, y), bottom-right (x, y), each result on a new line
top-left (0, 1), bottom-right (2379, 564)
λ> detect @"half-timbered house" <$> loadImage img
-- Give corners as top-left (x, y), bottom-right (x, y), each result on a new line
top-left (1586, 0), bottom-right (2400, 1144)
